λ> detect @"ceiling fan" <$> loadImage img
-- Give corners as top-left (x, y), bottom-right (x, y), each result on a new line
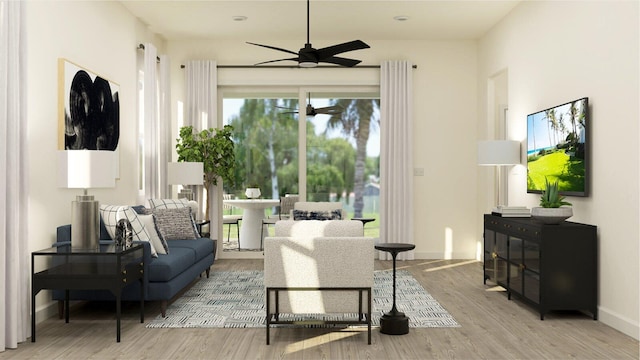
top-left (247, 0), bottom-right (370, 67)
top-left (279, 94), bottom-right (343, 117)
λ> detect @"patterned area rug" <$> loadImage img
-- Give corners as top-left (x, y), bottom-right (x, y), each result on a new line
top-left (146, 270), bottom-right (460, 329)
top-left (222, 239), bottom-right (262, 252)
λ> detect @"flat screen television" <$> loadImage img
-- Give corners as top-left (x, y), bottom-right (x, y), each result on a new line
top-left (527, 97), bottom-right (588, 196)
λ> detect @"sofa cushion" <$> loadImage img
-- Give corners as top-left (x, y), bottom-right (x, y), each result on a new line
top-left (153, 207), bottom-right (199, 242)
top-left (147, 247), bottom-right (196, 282)
top-left (167, 239), bottom-right (214, 262)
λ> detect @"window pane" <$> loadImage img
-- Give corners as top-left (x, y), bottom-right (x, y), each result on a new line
top-left (306, 95), bottom-right (380, 237)
top-left (223, 97), bottom-right (299, 200)
top-left (222, 92), bottom-right (380, 240)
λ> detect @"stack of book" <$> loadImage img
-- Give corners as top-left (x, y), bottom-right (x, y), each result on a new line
top-left (491, 206), bottom-right (531, 217)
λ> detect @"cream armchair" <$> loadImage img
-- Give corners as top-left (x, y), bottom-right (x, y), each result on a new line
top-left (263, 220), bottom-right (374, 344)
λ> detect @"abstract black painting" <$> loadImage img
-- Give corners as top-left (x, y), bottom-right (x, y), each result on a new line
top-left (58, 59), bottom-right (120, 151)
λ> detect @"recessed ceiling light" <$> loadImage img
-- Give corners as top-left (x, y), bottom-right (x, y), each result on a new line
top-left (232, 16), bottom-right (247, 21)
top-left (393, 15), bottom-right (409, 21)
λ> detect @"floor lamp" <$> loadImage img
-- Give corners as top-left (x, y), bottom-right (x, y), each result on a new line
top-left (477, 140), bottom-right (521, 207)
top-left (58, 150), bottom-right (116, 249)
top-left (167, 162), bottom-right (204, 201)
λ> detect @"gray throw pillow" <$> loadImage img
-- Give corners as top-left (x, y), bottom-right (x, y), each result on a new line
top-left (153, 207), bottom-right (199, 242)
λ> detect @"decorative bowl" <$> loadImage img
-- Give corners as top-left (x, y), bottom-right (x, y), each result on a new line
top-left (531, 207), bottom-right (573, 224)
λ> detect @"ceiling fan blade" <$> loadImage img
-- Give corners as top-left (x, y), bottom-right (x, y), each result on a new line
top-left (319, 56), bottom-right (362, 67)
top-left (314, 106), bottom-right (343, 115)
top-left (247, 42), bottom-right (298, 56)
top-left (253, 57), bottom-right (299, 66)
top-left (316, 40), bottom-right (370, 59)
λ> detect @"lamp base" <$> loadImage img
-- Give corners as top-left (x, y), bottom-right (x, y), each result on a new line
top-left (178, 189), bottom-right (194, 201)
top-left (71, 195), bottom-right (100, 250)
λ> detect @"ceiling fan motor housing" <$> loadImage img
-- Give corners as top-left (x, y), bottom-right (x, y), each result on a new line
top-left (298, 44), bottom-right (318, 67)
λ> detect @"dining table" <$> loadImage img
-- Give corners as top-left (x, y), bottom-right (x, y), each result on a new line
top-left (222, 199), bottom-right (280, 249)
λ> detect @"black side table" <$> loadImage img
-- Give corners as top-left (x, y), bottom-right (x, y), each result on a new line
top-left (31, 244), bottom-right (144, 342)
top-left (352, 217), bottom-right (375, 227)
top-left (195, 220), bottom-right (210, 238)
top-left (375, 242), bottom-right (415, 335)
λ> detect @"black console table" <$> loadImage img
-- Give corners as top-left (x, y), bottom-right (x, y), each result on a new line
top-left (31, 244), bottom-right (144, 342)
top-left (375, 242), bottom-right (415, 335)
top-left (483, 214), bottom-right (597, 320)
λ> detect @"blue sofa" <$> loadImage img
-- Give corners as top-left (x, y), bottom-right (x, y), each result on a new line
top-left (54, 220), bottom-right (216, 317)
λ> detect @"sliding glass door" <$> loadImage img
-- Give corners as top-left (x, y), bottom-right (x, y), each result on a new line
top-left (222, 88), bottom-right (380, 237)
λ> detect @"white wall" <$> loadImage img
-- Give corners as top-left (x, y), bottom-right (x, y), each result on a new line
top-left (26, 0), bottom-right (161, 317)
top-left (167, 39), bottom-right (479, 259)
top-left (478, 1), bottom-right (639, 339)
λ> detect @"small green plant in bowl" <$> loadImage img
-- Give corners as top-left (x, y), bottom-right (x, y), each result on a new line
top-left (539, 178), bottom-right (572, 208)
top-left (532, 178), bottom-right (573, 224)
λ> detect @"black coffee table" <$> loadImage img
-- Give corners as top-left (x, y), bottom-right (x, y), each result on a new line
top-left (375, 242), bottom-right (415, 335)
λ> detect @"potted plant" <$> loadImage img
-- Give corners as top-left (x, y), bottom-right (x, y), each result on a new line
top-left (245, 184), bottom-right (261, 199)
top-left (175, 125), bottom-right (236, 220)
top-left (531, 178), bottom-right (573, 224)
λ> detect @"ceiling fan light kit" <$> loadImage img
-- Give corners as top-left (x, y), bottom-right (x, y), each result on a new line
top-left (248, 0), bottom-right (369, 68)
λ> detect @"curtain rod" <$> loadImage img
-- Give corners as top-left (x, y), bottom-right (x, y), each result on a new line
top-left (137, 44), bottom-right (160, 63)
top-left (179, 64), bottom-right (417, 69)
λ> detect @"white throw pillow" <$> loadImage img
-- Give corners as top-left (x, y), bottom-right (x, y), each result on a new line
top-left (99, 204), bottom-right (157, 257)
top-left (138, 214), bottom-right (166, 255)
top-left (148, 198), bottom-right (189, 210)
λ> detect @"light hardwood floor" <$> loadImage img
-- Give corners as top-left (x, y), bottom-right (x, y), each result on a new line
top-left (3, 259), bottom-right (638, 359)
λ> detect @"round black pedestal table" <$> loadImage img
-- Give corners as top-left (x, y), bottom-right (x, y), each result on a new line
top-left (375, 242), bottom-right (415, 335)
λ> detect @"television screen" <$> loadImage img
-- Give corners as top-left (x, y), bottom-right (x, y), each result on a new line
top-left (527, 97), bottom-right (588, 196)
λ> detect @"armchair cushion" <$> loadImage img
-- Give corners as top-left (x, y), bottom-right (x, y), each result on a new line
top-left (275, 220), bottom-right (363, 237)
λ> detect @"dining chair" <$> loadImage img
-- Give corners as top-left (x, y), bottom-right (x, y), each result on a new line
top-left (223, 194), bottom-right (242, 249)
top-left (261, 194), bottom-right (299, 248)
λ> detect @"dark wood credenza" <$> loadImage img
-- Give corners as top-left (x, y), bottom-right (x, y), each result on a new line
top-left (483, 214), bottom-right (597, 320)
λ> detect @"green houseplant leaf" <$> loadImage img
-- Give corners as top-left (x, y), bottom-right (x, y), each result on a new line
top-left (176, 125), bottom-right (236, 219)
top-left (539, 178), bottom-right (572, 208)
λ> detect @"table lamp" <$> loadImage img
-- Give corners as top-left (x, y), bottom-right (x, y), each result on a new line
top-left (58, 150), bottom-right (116, 249)
top-left (477, 140), bottom-right (520, 206)
top-left (167, 162), bottom-right (204, 201)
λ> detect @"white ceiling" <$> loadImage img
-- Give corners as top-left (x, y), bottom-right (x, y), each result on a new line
top-left (120, 0), bottom-right (521, 42)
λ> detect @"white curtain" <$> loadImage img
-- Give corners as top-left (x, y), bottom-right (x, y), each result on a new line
top-left (185, 60), bottom-right (217, 131)
top-left (184, 60), bottom-right (218, 225)
top-left (158, 54), bottom-right (171, 198)
top-left (0, 0), bottom-right (30, 350)
top-left (379, 60), bottom-right (414, 260)
top-left (143, 43), bottom-right (171, 199)
top-left (143, 43), bottom-right (159, 199)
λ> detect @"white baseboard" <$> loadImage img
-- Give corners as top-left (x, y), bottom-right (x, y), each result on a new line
top-left (598, 305), bottom-right (640, 340)
top-left (35, 299), bottom-right (59, 323)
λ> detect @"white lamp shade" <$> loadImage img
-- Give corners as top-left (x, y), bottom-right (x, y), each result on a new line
top-left (58, 150), bottom-right (116, 188)
top-left (167, 162), bottom-right (204, 185)
top-left (477, 140), bottom-right (521, 165)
